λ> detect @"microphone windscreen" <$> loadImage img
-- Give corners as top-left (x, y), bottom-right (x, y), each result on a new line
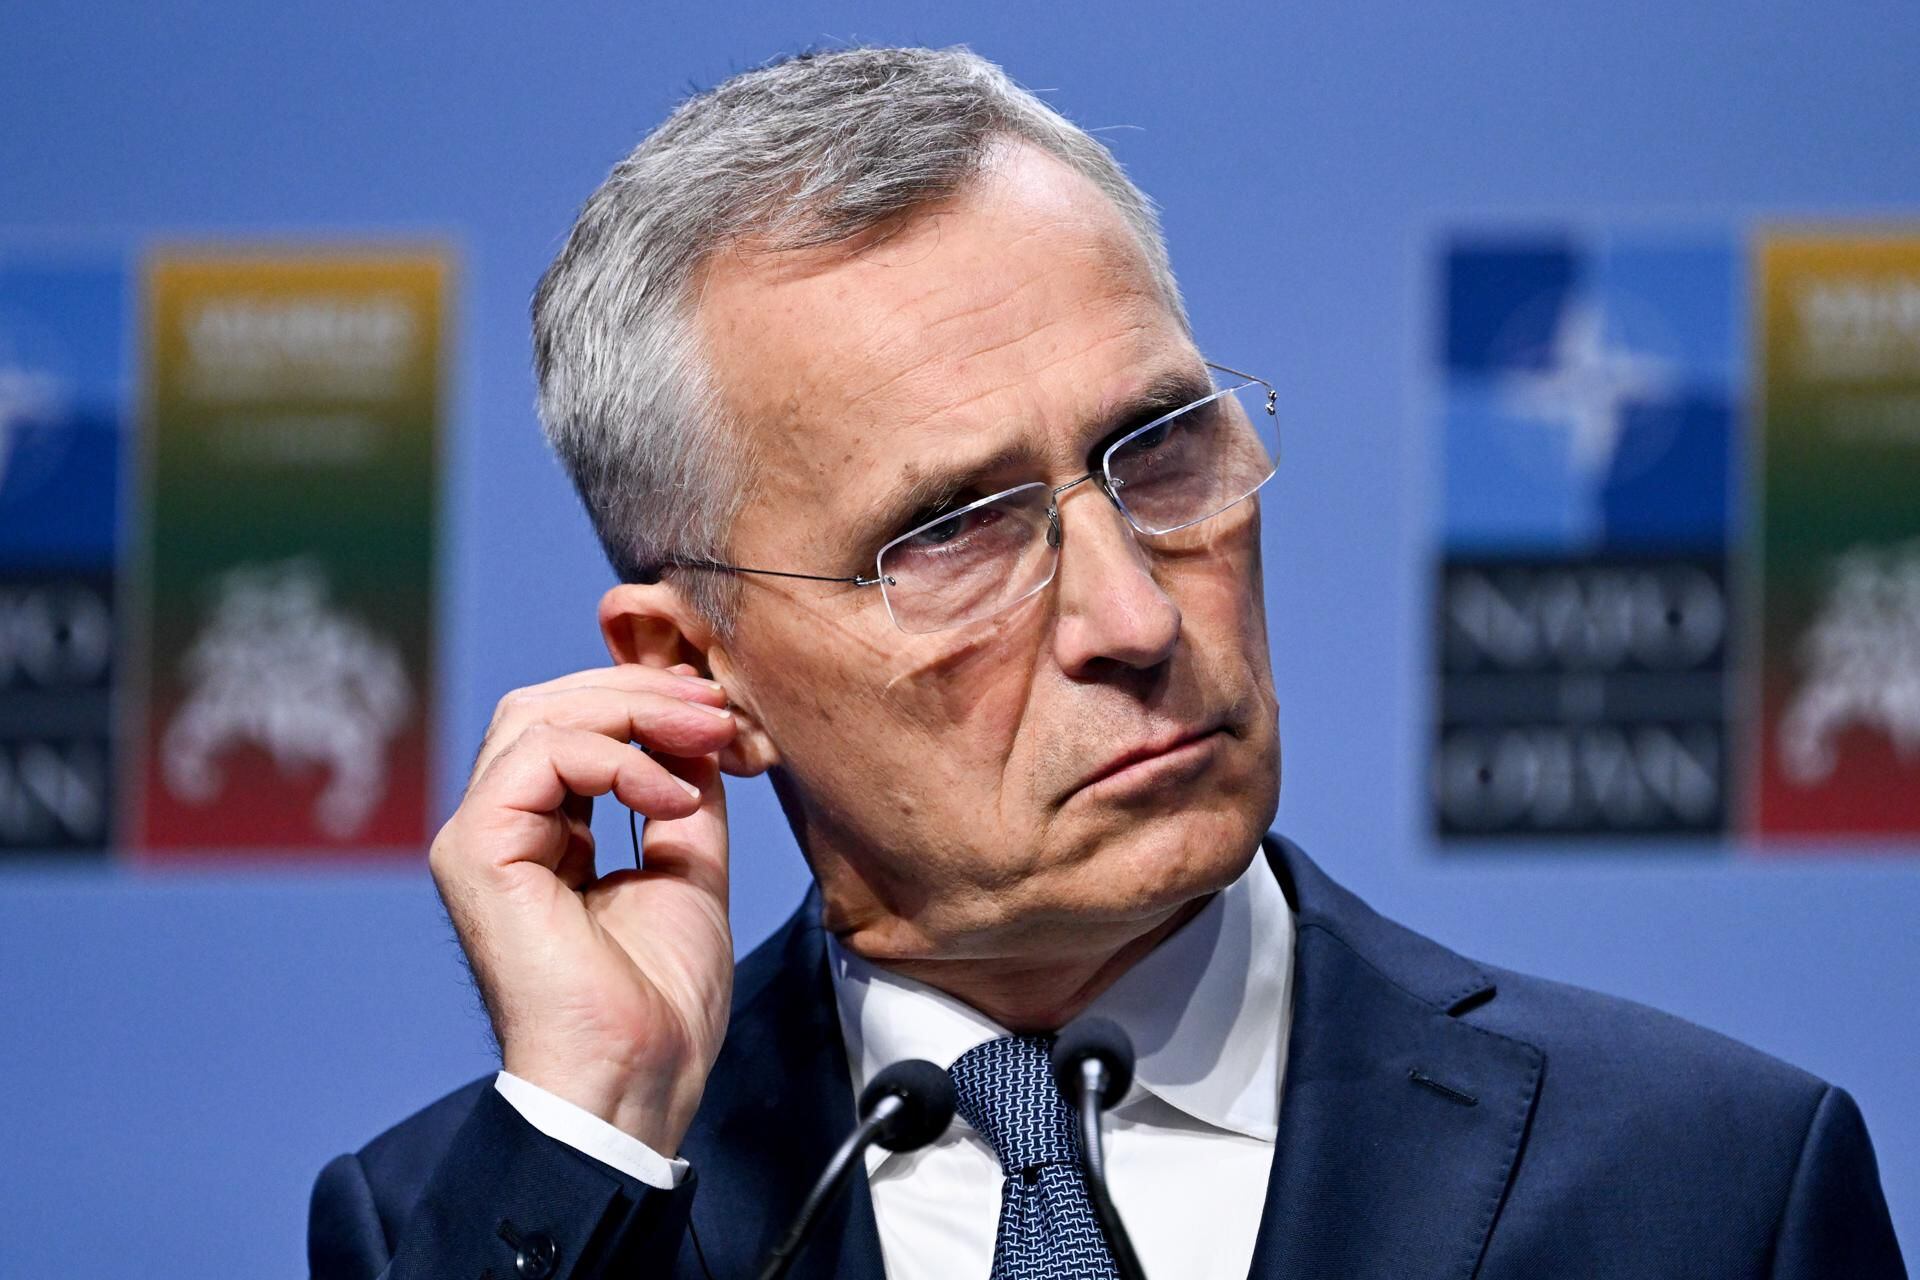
top-left (860, 1058), bottom-right (957, 1153)
top-left (1051, 1016), bottom-right (1135, 1108)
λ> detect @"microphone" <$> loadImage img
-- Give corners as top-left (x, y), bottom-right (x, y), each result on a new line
top-left (758, 1059), bottom-right (956, 1280)
top-left (1052, 1017), bottom-right (1148, 1280)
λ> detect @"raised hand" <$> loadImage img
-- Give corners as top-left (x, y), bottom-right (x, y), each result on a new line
top-left (429, 661), bottom-right (737, 1155)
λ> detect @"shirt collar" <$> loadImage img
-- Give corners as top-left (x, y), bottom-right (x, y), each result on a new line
top-left (826, 847), bottom-right (1294, 1145)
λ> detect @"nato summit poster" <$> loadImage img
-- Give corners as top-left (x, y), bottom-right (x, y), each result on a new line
top-left (133, 248), bottom-right (447, 857)
top-left (1433, 225), bottom-right (1920, 847)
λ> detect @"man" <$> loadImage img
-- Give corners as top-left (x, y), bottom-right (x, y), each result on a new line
top-left (308, 46), bottom-right (1906, 1280)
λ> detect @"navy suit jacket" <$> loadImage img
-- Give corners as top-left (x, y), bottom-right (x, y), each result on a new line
top-left (309, 836), bottom-right (1907, 1279)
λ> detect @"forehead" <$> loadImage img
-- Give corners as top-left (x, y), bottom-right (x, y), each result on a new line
top-left (693, 142), bottom-right (1190, 546)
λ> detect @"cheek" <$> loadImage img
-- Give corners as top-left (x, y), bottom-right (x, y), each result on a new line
top-left (1236, 539), bottom-right (1274, 672)
top-left (1171, 532), bottom-right (1265, 654)
top-left (730, 608), bottom-right (882, 782)
top-left (1164, 518), bottom-right (1278, 731)
top-left (747, 601), bottom-right (1048, 813)
top-left (876, 606), bottom-right (1048, 789)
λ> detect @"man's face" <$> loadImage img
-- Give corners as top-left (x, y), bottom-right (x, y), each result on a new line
top-left (697, 140), bottom-right (1281, 962)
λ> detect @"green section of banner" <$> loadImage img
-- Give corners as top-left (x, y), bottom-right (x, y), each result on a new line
top-left (137, 248), bottom-right (447, 853)
top-left (1754, 233), bottom-right (1920, 838)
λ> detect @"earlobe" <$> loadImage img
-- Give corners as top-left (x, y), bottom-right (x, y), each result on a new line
top-left (707, 646), bottom-right (782, 778)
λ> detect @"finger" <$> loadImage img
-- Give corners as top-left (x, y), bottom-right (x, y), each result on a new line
top-left (496, 683), bottom-right (731, 753)
top-left (638, 751), bottom-right (729, 902)
top-left (470, 725), bottom-right (705, 867)
top-left (469, 664), bottom-right (726, 785)
top-left (474, 686), bottom-right (735, 782)
top-left (524, 686), bottom-right (734, 755)
top-left (518, 662), bottom-right (728, 709)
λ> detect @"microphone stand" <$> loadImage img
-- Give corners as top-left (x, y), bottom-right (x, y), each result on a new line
top-left (757, 1095), bottom-right (902, 1280)
top-left (758, 1059), bottom-right (955, 1280)
top-left (1072, 1056), bottom-right (1148, 1280)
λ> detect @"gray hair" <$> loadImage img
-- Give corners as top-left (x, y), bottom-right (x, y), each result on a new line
top-left (531, 45), bottom-right (1187, 631)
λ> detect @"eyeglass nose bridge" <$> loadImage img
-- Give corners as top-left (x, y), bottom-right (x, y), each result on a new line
top-left (1041, 470), bottom-right (1135, 553)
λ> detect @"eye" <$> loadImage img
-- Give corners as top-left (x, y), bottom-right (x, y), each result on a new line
top-left (1128, 421), bottom-right (1175, 453)
top-left (903, 503), bottom-right (1000, 551)
top-left (1114, 409), bottom-right (1204, 470)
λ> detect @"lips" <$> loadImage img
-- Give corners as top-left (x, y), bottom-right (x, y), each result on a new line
top-left (1069, 723), bottom-right (1226, 798)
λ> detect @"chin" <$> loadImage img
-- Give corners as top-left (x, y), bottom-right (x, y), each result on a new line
top-left (879, 745), bottom-right (1279, 958)
top-left (1053, 799), bottom-right (1269, 928)
top-left (1068, 733), bottom-right (1279, 916)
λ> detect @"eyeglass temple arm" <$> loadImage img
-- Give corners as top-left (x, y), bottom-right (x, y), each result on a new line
top-left (1203, 359), bottom-right (1264, 385)
top-left (1203, 361), bottom-right (1278, 413)
top-left (649, 558), bottom-right (887, 587)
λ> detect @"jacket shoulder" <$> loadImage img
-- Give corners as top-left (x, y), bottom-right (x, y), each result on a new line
top-left (1461, 967), bottom-right (1905, 1272)
top-left (1476, 962), bottom-right (1828, 1110)
top-left (1468, 961), bottom-right (1845, 1251)
top-left (1275, 835), bottom-right (1833, 1114)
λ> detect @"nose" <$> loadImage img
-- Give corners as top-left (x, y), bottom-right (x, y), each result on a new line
top-left (1048, 482), bottom-right (1182, 677)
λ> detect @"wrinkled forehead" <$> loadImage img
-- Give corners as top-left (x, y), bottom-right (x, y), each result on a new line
top-left (691, 143), bottom-right (1194, 557)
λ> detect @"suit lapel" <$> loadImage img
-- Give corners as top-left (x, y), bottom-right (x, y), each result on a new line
top-left (1249, 839), bottom-right (1544, 1280)
top-left (687, 838), bottom-right (1541, 1280)
top-left (680, 894), bottom-right (887, 1280)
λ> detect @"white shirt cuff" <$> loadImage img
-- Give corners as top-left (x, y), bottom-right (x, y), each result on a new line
top-left (493, 1070), bottom-right (690, 1190)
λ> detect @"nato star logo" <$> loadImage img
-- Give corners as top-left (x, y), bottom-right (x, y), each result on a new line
top-left (1499, 300), bottom-right (1677, 479)
top-left (1440, 236), bottom-right (1737, 555)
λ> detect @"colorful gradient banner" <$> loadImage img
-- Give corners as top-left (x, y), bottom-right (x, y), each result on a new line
top-left (134, 248), bottom-right (446, 856)
top-left (1753, 233), bottom-right (1920, 839)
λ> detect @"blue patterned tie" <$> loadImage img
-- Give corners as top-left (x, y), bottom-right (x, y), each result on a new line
top-left (948, 1035), bottom-right (1122, 1279)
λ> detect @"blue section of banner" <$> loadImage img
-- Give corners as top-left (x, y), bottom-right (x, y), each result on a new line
top-left (1593, 242), bottom-right (1740, 389)
top-left (1600, 395), bottom-right (1733, 547)
top-left (1442, 395), bottom-right (1586, 548)
top-left (0, 260), bottom-right (126, 565)
top-left (1443, 243), bottom-right (1580, 374)
top-left (1439, 234), bottom-right (1740, 555)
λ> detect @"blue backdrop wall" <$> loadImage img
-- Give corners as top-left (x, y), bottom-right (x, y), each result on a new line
top-left (2, 3), bottom-right (1916, 1274)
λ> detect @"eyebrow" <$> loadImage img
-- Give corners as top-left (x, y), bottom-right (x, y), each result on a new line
top-left (1085, 365), bottom-right (1218, 466)
top-left (853, 361), bottom-right (1215, 554)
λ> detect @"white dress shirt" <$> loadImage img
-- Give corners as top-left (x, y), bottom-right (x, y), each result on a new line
top-left (494, 851), bottom-right (1294, 1279)
top-left (832, 853), bottom-right (1294, 1280)
top-left (493, 1068), bottom-right (688, 1188)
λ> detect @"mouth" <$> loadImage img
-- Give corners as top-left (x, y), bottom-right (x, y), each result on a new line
top-left (1067, 723), bottom-right (1230, 802)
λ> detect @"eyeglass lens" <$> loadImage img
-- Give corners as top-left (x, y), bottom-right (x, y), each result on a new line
top-left (1105, 381), bottom-right (1279, 536)
top-left (877, 380), bottom-right (1278, 634)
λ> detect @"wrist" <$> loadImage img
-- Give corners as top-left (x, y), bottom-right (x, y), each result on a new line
top-left (501, 1053), bottom-right (704, 1156)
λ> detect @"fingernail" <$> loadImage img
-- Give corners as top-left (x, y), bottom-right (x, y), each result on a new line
top-left (689, 702), bottom-right (732, 719)
top-left (677, 675), bottom-right (725, 691)
top-left (676, 776), bottom-right (702, 799)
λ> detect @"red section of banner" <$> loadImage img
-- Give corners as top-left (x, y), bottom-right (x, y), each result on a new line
top-left (136, 722), bottom-right (431, 857)
top-left (1753, 676), bottom-right (1920, 843)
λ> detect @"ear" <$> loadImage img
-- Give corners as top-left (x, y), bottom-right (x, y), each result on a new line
top-left (598, 581), bottom-right (705, 670)
top-left (597, 582), bottom-right (781, 778)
